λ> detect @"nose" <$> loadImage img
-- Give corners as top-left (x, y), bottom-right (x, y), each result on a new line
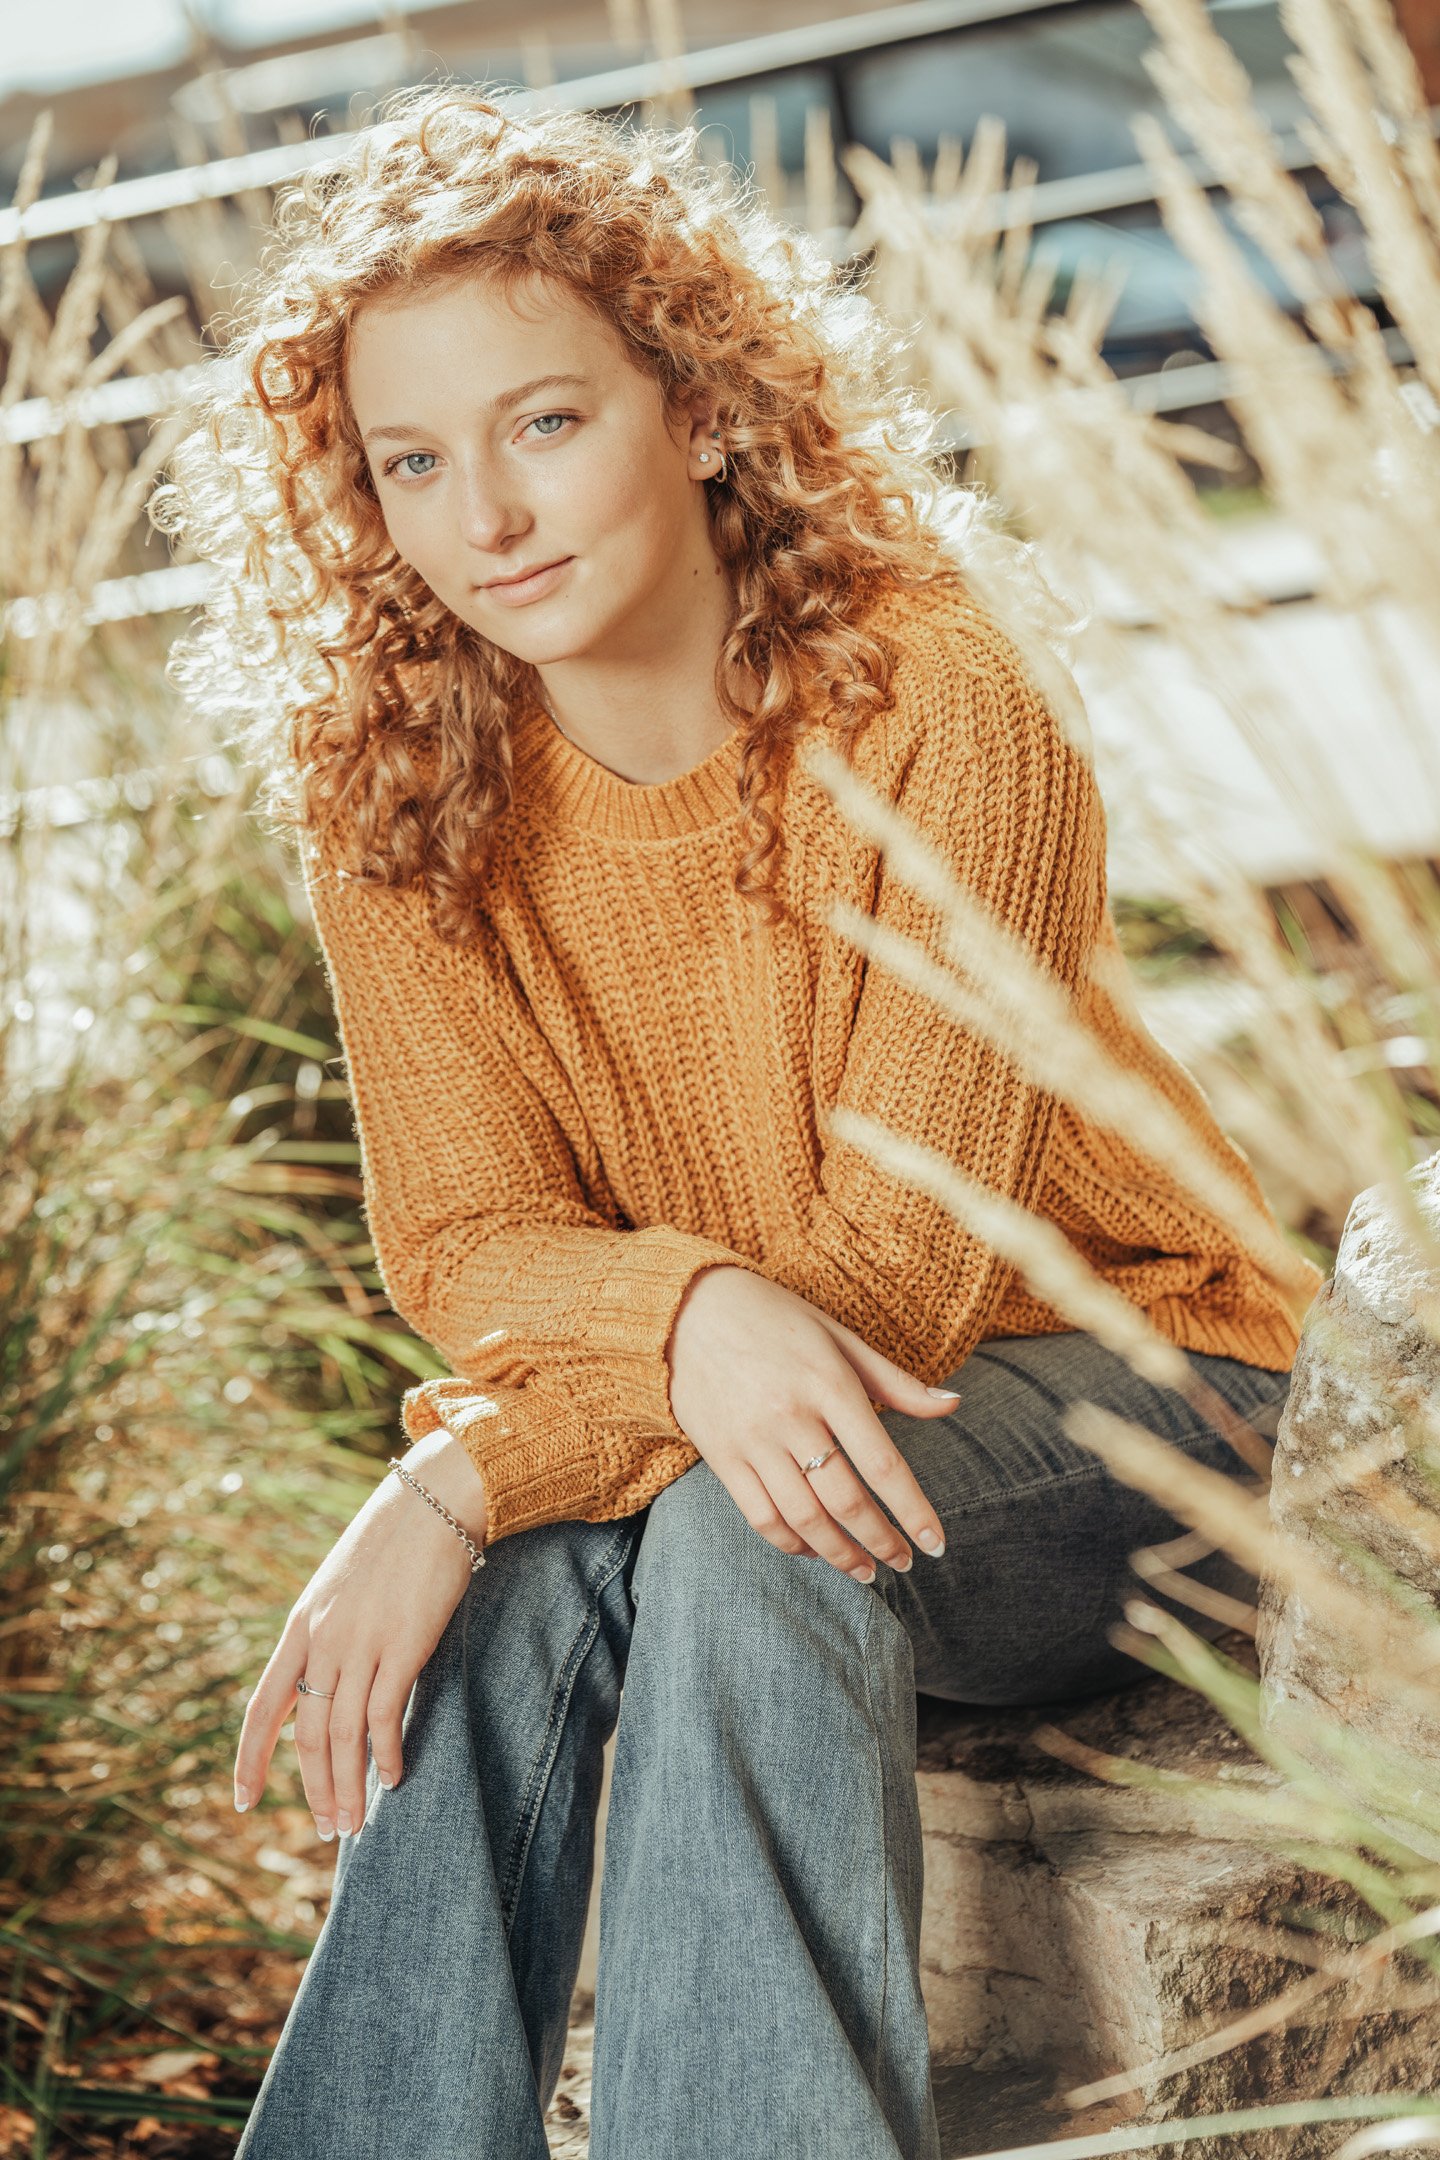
top-left (454, 458), bottom-right (530, 557)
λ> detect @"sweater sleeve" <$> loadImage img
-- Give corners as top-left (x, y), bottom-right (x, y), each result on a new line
top-left (759, 612), bottom-right (1110, 1385)
top-left (300, 830), bottom-right (768, 1547)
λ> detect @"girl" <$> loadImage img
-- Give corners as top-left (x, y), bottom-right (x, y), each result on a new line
top-left (159, 85), bottom-right (1319, 2160)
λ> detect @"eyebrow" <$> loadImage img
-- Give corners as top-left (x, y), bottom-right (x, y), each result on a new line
top-left (361, 373), bottom-right (591, 447)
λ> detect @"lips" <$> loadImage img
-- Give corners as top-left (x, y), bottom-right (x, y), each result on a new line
top-left (478, 556), bottom-right (574, 609)
top-left (486, 558), bottom-right (569, 589)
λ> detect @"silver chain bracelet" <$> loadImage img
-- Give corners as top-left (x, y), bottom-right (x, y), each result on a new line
top-left (388, 1457), bottom-right (487, 1572)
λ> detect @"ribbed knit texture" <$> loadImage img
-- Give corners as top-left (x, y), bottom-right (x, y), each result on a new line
top-left (303, 573), bottom-right (1323, 1548)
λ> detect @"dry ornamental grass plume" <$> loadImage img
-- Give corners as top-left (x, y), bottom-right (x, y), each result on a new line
top-left (844, 0), bottom-right (1440, 1260)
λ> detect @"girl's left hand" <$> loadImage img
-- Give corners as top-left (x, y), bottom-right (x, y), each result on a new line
top-left (233, 1431), bottom-right (488, 1841)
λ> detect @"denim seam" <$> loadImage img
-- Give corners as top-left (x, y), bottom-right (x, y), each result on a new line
top-left (478, 1527), bottom-right (638, 1937)
top-left (496, 1606), bottom-right (600, 1934)
top-left (859, 1585), bottom-right (892, 2088)
top-left (936, 1423), bottom-right (1260, 1522)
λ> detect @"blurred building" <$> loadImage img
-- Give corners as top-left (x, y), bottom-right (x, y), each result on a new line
top-left (6, 0), bottom-right (1436, 373)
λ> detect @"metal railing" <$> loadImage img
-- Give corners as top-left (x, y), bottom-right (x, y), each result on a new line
top-left (0, 0), bottom-right (1069, 248)
top-left (10, 0), bottom-right (1432, 251)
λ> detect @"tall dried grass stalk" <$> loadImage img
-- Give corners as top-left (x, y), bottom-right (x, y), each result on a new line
top-left (802, 734), bottom-right (1318, 1300)
top-left (843, 6), bottom-right (1440, 1259)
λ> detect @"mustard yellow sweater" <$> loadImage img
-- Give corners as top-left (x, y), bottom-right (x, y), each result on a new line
top-left (302, 573), bottom-right (1320, 1548)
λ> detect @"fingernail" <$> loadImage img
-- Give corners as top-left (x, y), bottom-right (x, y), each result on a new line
top-left (855, 1566), bottom-right (876, 1584)
top-left (919, 1529), bottom-right (946, 1555)
top-left (378, 1773), bottom-right (395, 1790)
top-left (316, 1817), bottom-right (336, 1841)
top-left (233, 1789), bottom-right (250, 1813)
top-left (927, 1386), bottom-right (960, 1398)
top-left (893, 1553), bottom-right (913, 1573)
top-left (336, 1810), bottom-right (353, 1835)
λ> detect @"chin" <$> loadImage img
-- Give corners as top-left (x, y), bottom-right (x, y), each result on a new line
top-left (469, 615), bottom-right (588, 667)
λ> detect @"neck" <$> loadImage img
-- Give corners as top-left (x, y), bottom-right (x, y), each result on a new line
top-left (534, 555), bottom-right (741, 786)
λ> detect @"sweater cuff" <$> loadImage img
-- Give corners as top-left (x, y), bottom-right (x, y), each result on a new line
top-left (401, 1229), bottom-right (770, 1542)
top-left (400, 1379), bottom-right (604, 1544)
top-left (580, 1225), bottom-right (771, 1439)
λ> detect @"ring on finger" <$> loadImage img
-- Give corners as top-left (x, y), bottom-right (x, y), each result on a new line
top-left (802, 1441), bottom-right (840, 1475)
top-left (794, 1442), bottom-right (874, 1575)
top-left (793, 1441), bottom-right (882, 1579)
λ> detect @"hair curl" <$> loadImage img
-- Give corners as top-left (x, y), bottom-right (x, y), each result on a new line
top-left (154, 82), bottom-right (1081, 944)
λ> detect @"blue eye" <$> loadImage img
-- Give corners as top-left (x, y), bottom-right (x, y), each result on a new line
top-left (526, 412), bottom-right (574, 440)
top-left (387, 451), bottom-right (436, 480)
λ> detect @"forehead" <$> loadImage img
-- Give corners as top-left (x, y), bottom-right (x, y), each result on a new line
top-left (346, 267), bottom-right (615, 390)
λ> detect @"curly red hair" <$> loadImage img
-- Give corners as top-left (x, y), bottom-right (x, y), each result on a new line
top-left (155, 83), bottom-right (1062, 943)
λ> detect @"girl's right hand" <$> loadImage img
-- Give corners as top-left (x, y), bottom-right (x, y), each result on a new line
top-left (232, 1430), bottom-right (486, 1841)
top-left (666, 1264), bottom-right (952, 1580)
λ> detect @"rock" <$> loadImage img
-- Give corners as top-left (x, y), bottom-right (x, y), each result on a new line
top-left (913, 1636), bottom-right (1439, 2159)
top-left (1255, 1149), bottom-right (1440, 1854)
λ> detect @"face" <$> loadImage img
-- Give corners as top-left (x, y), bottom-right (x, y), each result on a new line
top-left (345, 267), bottom-right (726, 664)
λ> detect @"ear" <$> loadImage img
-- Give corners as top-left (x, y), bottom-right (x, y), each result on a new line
top-left (685, 396), bottom-right (724, 456)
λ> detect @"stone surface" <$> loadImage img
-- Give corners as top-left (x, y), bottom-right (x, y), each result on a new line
top-left (911, 1635), bottom-right (1438, 2160)
top-left (1256, 1149), bottom-right (1440, 1851)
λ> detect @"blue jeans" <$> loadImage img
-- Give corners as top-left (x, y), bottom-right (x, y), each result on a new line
top-left (233, 1331), bottom-right (1291, 2160)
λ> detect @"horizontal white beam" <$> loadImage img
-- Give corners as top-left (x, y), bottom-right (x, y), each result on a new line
top-left (4, 561), bottom-right (217, 638)
top-left (0, 0), bottom-right (1060, 248)
top-left (0, 750), bottom-right (240, 840)
top-left (1, 365), bottom-right (211, 446)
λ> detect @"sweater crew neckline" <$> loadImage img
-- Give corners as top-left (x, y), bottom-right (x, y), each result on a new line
top-left (511, 694), bottom-right (747, 840)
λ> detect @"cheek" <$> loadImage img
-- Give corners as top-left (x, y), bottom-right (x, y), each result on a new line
top-left (382, 498), bottom-right (450, 583)
top-left (570, 432), bottom-right (687, 545)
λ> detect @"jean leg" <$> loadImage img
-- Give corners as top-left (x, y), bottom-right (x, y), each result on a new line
top-left (234, 1513), bottom-right (641, 2160)
top-left (872, 1333), bottom-right (1294, 1706)
top-left (590, 1458), bottom-right (940, 2160)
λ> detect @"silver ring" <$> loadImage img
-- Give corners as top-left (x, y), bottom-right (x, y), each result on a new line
top-left (296, 1676), bottom-right (336, 1699)
top-left (802, 1443), bottom-right (840, 1475)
